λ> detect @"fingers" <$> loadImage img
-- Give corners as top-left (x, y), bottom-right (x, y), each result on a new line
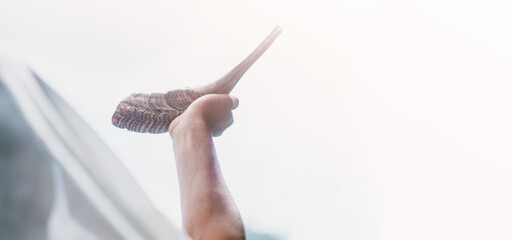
top-left (230, 95), bottom-right (239, 110)
top-left (203, 94), bottom-right (238, 110)
top-left (193, 94), bottom-right (239, 111)
top-left (206, 95), bottom-right (237, 137)
top-left (172, 94), bottom-right (239, 137)
top-left (168, 94), bottom-right (239, 138)
top-left (211, 113), bottom-right (234, 137)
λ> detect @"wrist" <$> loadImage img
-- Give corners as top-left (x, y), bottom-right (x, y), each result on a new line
top-left (169, 115), bottom-right (210, 139)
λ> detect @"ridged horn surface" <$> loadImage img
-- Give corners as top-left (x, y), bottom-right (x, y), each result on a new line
top-left (112, 26), bottom-right (282, 133)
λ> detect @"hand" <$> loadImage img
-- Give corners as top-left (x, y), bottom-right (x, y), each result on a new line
top-left (169, 94), bottom-right (239, 137)
top-left (168, 94), bottom-right (244, 240)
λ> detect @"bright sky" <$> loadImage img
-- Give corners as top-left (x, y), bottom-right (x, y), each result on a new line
top-left (1, 0), bottom-right (512, 239)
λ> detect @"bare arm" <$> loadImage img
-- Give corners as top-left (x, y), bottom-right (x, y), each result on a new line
top-left (169, 94), bottom-right (244, 240)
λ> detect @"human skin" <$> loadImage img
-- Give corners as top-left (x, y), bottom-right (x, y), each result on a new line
top-left (169, 94), bottom-right (245, 240)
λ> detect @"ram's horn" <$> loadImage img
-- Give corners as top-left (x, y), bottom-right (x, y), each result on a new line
top-left (112, 26), bottom-right (282, 133)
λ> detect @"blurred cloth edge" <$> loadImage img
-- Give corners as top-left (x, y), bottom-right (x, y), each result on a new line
top-left (0, 50), bottom-right (187, 240)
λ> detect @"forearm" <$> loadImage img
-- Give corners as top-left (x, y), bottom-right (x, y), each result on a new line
top-left (171, 119), bottom-right (244, 240)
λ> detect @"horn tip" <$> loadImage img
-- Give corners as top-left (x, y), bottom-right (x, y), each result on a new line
top-left (274, 26), bottom-right (283, 34)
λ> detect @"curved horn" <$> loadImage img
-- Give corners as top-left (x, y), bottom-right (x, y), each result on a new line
top-left (112, 26), bottom-right (282, 133)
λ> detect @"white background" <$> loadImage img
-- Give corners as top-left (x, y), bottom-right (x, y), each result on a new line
top-left (1, 0), bottom-right (511, 239)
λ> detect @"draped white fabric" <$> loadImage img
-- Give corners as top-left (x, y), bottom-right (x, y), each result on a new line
top-left (0, 51), bottom-right (187, 240)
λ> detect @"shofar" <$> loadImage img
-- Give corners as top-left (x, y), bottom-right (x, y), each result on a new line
top-left (112, 26), bottom-right (282, 133)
